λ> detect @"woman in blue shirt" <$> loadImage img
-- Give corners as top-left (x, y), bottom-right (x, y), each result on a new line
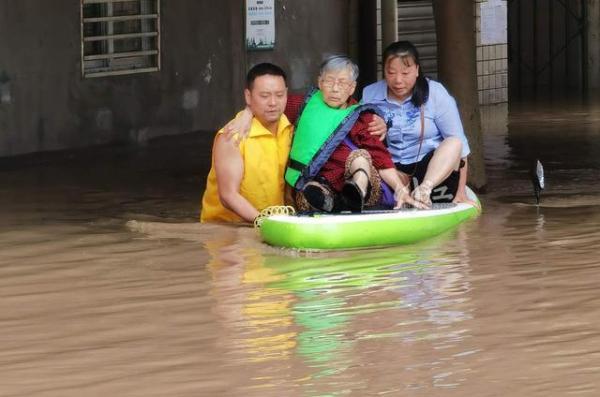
top-left (362, 41), bottom-right (471, 208)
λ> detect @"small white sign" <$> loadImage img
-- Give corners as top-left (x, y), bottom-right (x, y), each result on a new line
top-left (481, 0), bottom-right (507, 45)
top-left (246, 0), bottom-right (275, 50)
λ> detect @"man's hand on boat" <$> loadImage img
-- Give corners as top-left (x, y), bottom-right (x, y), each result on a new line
top-left (223, 107), bottom-right (253, 144)
top-left (367, 115), bottom-right (388, 141)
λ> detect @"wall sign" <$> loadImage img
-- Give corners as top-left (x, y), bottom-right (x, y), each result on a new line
top-left (246, 0), bottom-right (275, 50)
top-left (481, 0), bottom-right (507, 45)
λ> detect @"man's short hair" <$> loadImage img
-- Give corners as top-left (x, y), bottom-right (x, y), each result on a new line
top-left (246, 63), bottom-right (287, 89)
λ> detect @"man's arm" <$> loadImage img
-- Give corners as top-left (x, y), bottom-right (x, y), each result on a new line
top-left (214, 135), bottom-right (260, 222)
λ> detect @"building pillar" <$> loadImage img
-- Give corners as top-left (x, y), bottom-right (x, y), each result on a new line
top-left (588, 0), bottom-right (600, 89)
top-left (432, 0), bottom-right (486, 190)
top-left (381, 0), bottom-right (398, 50)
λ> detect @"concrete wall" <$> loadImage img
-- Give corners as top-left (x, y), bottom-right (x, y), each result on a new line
top-left (0, 0), bottom-right (349, 158)
top-left (245, 0), bottom-right (350, 94)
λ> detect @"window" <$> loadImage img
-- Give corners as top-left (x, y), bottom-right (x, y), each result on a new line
top-left (81, 0), bottom-right (160, 78)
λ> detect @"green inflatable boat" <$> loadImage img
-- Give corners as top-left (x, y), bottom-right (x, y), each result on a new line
top-left (260, 188), bottom-right (481, 251)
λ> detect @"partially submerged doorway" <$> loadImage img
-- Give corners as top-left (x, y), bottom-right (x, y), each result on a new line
top-left (508, 0), bottom-right (588, 97)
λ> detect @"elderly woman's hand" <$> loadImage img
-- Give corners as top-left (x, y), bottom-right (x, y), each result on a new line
top-left (367, 114), bottom-right (388, 141)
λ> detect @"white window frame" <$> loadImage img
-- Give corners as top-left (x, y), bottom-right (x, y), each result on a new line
top-left (80, 0), bottom-right (161, 78)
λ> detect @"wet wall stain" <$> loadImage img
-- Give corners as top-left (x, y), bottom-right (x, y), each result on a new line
top-left (36, 117), bottom-right (45, 152)
top-left (0, 71), bottom-right (11, 105)
top-left (202, 58), bottom-right (213, 85)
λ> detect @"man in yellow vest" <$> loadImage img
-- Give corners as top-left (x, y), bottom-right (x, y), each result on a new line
top-left (200, 63), bottom-right (293, 223)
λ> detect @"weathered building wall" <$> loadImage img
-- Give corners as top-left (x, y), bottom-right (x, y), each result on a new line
top-left (0, 0), bottom-right (349, 158)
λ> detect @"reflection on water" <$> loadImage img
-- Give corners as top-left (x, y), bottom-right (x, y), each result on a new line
top-left (1, 98), bottom-right (600, 396)
top-left (203, 231), bottom-right (476, 396)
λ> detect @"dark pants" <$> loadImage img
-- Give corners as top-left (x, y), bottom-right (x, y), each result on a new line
top-left (395, 150), bottom-right (462, 203)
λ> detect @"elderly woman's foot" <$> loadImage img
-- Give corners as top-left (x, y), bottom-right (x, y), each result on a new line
top-left (303, 181), bottom-right (335, 212)
top-left (342, 168), bottom-right (371, 212)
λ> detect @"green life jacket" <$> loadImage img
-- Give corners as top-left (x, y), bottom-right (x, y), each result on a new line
top-left (285, 91), bottom-right (358, 188)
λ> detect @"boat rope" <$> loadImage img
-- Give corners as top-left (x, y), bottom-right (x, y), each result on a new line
top-left (253, 205), bottom-right (296, 229)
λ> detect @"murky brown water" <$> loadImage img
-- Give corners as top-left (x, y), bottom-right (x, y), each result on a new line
top-left (1, 97), bottom-right (600, 396)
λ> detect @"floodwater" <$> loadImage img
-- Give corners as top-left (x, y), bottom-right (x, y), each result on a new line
top-left (1, 97), bottom-right (600, 396)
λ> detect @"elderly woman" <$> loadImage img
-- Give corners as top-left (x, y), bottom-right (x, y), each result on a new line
top-left (227, 55), bottom-right (423, 212)
top-left (289, 55), bottom-right (418, 212)
top-left (363, 41), bottom-right (471, 208)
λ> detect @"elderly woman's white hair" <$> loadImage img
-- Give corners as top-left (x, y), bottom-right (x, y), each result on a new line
top-left (319, 55), bottom-right (359, 81)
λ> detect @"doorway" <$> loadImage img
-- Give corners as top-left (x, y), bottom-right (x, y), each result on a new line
top-left (508, 0), bottom-right (588, 97)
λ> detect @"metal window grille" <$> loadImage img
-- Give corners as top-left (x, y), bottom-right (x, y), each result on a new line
top-left (80, 0), bottom-right (161, 78)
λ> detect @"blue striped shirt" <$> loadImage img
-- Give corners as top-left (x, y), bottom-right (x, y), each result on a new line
top-left (362, 79), bottom-right (470, 164)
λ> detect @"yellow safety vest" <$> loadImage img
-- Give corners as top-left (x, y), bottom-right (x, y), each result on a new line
top-left (200, 113), bottom-right (293, 223)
